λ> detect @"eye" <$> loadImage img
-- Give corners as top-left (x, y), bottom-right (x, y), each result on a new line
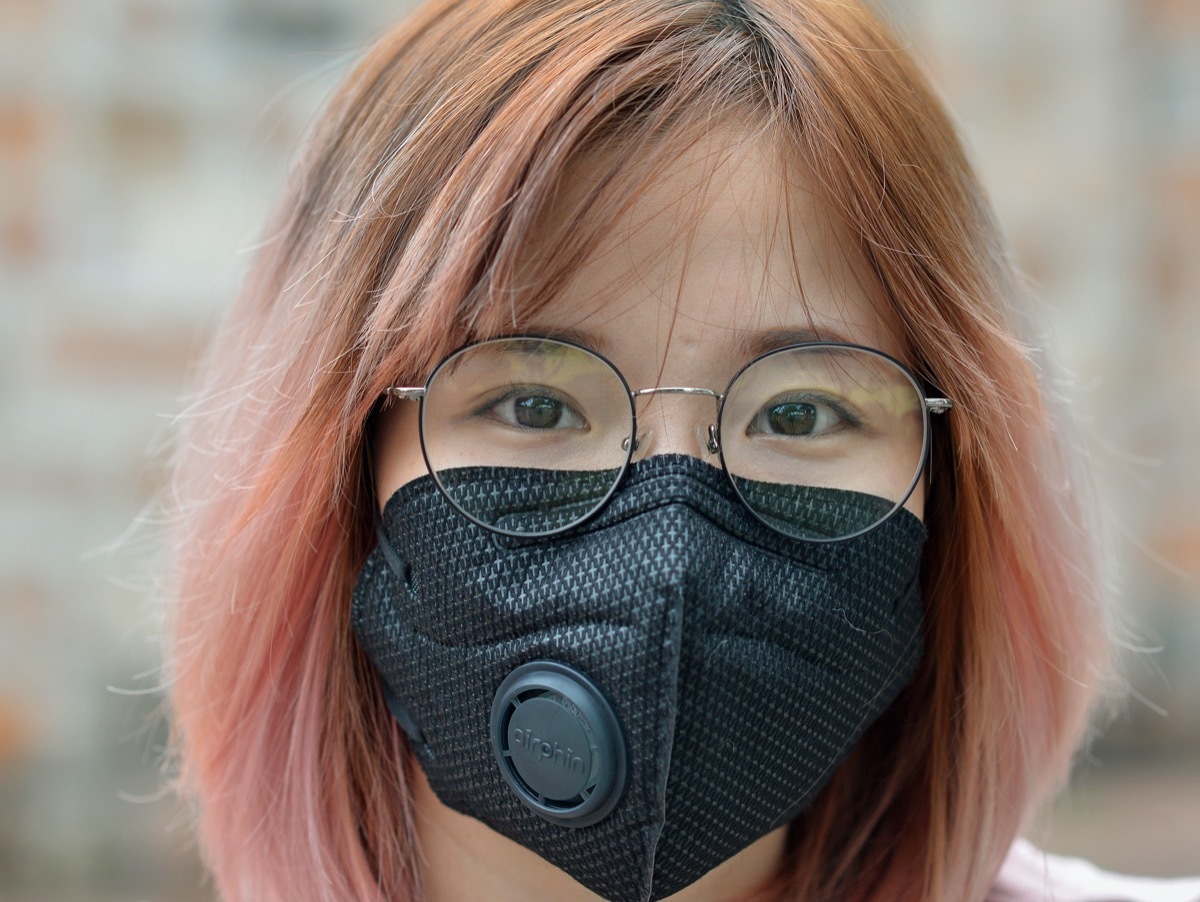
top-left (747, 395), bottom-right (854, 438)
top-left (481, 387), bottom-right (587, 431)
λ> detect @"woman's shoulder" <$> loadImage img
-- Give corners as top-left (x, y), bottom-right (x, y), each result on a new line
top-left (989, 838), bottom-right (1200, 901)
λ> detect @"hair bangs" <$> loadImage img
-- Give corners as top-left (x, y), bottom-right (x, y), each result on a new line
top-left (357, 6), bottom-right (782, 396)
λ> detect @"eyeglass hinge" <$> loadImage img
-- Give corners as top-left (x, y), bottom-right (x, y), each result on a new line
top-left (925, 398), bottom-right (953, 414)
top-left (385, 387), bottom-right (425, 402)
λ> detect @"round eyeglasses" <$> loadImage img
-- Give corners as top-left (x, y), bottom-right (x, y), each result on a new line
top-left (384, 336), bottom-right (952, 542)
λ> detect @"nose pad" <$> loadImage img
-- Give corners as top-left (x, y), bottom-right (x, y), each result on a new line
top-left (625, 429), bottom-right (654, 461)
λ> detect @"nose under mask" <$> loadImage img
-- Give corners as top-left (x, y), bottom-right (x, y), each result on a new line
top-left (351, 454), bottom-right (926, 901)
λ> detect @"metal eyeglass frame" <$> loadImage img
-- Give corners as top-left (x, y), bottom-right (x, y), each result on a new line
top-left (383, 335), bottom-right (953, 542)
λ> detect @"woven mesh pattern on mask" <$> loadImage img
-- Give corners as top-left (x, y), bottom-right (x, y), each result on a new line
top-left (644, 483), bottom-right (924, 897)
top-left (352, 454), bottom-right (925, 902)
top-left (435, 464), bottom-right (622, 533)
top-left (353, 469), bottom-right (682, 901)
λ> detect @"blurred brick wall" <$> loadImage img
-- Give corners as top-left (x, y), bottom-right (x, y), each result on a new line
top-left (882, 0), bottom-right (1200, 873)
top-left (1, 0), bottom-right (1197, 897)
top-left (1, 1), bottom-right (417, 897)
top-left (889, 0), bottom-right (1200, 754)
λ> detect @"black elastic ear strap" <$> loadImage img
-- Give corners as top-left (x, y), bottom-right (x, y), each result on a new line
top-left (359, 425), bottom-right (411, 584)
top-left (372, 505), bottom-right (410, 587)
top-left (359, 438), bottom-right (432, 755)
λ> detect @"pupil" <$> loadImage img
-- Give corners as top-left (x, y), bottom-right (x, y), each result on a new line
top-left (514, 395), bottom-right (561, 428)
top-left (768, 402), bottom-right (816, 435)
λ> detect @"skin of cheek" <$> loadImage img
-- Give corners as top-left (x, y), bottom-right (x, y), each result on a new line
top-left (373, 396), bottom-right (425, 509)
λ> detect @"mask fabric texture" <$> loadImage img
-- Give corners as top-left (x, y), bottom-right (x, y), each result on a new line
top-left (351, 454), bottom-right (926, 901)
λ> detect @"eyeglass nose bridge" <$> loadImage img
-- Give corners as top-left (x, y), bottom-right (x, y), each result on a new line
top-left (629, 386), bottom-right (724, 456)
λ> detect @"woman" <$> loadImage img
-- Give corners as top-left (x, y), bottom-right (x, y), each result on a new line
top-left (163, 1), bottom-right (1198, 899)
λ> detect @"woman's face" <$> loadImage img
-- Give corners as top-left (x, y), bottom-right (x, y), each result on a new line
top-left (368, 128), bottom-right (921, 900)
top-left (374, 127), bottom-right (919, 522)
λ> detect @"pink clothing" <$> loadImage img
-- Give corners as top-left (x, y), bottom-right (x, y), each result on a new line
top-left (990, 839), bottom-right (1200, 901)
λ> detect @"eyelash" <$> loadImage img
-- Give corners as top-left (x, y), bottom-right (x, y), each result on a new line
top-left (472, 385), bottom-right (586, 429)
top-left (745, 393), bottom-right (863, 436)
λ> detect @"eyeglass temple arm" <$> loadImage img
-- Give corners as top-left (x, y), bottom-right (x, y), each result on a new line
top-left (385, 387), bottom-right (425, 401)
top-left (922, 396), bottom-right (953, 490)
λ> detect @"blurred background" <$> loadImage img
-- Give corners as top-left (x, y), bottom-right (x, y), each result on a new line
top-left (1, 0), bottom-right (1197, 899)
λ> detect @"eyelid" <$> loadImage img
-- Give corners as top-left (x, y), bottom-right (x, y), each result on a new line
top-left (473, 383), bottom-right (572, 412)
top-left (472, 384), bottom-right (587, 429)
top-left (771, 391), bottom-right (862, 427)
top-left (747, 392), bottom-right (860, 436)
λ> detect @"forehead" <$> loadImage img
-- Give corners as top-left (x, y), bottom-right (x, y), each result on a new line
top-left (522, 125), bottom-right (902, 384)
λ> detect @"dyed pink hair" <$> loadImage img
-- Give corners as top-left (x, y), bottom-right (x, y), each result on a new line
top-left (165, 1), bottom-right (1110, 898)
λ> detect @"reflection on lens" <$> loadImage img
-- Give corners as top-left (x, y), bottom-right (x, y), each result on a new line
top-left (420, 338), bottom-right (634, 535)
top-left (720, 345), bottom-right (926, 540)
top-left (435, 465), bottom-right (625, 535)
top-left (730, 476), bottom-right (898, 541)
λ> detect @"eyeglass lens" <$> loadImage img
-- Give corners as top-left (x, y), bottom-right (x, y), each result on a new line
top-left (418, 338), bottom-right (927, 540)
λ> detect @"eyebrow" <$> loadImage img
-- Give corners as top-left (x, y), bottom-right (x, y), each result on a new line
top-left (738, 327), bottom-right (856, 358)
top-left (521, 327), bottom-right (616, 359)
top-left (515, 325), bottom-right (857, 362)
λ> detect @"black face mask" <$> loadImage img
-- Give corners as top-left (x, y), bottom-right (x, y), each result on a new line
top-left (352, 454), bottom-right (926, 901)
